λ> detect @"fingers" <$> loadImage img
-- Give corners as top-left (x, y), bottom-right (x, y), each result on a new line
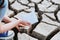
top-left (18, 19), bottom-right (31, 26)
top-left (24, 21), bottom-right (31, 25)
top-left (19, 24), bottom-right (25, 27)
top-left (19, 23), bottom-right (31, 27)
top-left (21, 21), bottom-right (31, 26)
top-left (16, 26), bottom-right (20, 32)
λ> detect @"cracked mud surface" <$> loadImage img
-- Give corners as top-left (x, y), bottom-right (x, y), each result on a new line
top-left (5, 0), bottom-right (60, 40)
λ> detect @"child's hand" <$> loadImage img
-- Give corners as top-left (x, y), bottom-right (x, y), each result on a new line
top-left (15, 19), bottom-right (31, 31)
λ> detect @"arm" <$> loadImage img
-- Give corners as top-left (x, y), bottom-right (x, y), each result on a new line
top-left (1, 16), bottom-right (31, 33)
top-left (2, 16), bottom-right (21, 31)
top-left (3, 16), bottom-right (31, 26)
top-left (0, 20), bottom-right (20, 33)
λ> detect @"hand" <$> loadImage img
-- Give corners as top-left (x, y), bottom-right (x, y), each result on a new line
top-left (10, 19), bottom-right (31, 31)
top-left (16, 19), bottom-right (31, 32)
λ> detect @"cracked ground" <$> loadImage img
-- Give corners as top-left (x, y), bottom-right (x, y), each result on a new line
top-left (3, 0), bottom-right (60, 40)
